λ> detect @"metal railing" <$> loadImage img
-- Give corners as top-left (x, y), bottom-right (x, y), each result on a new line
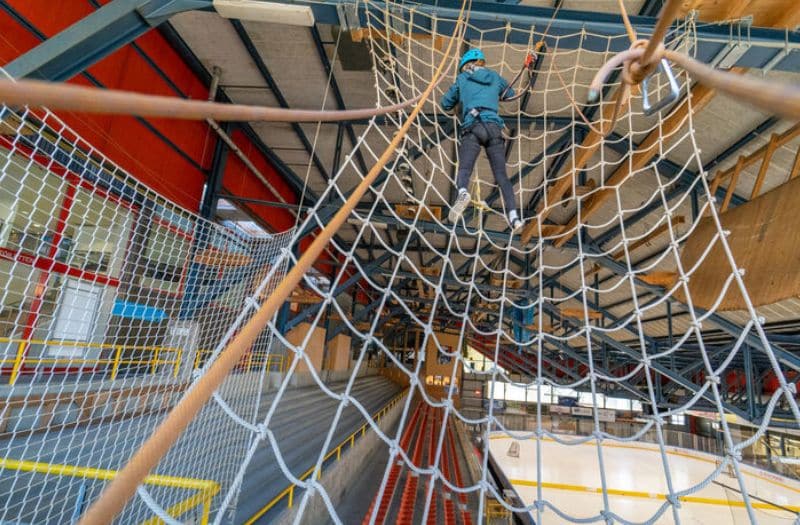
top-left (0, 337), bottom-right (286, 385)
top-left (0, 457), bottom-right (219, 525)
top-left (243, 389), bottom-right (408, 524)
top-left (492, 413), bottom-right (800, 481)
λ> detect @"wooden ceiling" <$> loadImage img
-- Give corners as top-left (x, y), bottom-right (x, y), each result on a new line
top-left (680, 0), bottom-right (800, 28)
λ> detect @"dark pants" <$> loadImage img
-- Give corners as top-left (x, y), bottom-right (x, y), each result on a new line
top-left (456, 122), bottom-right (516, 214)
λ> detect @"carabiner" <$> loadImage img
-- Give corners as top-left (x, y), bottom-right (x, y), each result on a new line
top-left (641, 58), bottom-right (680, 116)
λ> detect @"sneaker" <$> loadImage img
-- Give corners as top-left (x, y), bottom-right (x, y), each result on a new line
top-left (449, 189), bottom-right (470, 223)
top-left (508, 210), bottom-right (522, 231)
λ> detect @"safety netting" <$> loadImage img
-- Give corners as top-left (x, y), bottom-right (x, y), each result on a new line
top-left (1, 0), bottom-right (800, 524)
top-left (0, 72), bottom-right (294, 522)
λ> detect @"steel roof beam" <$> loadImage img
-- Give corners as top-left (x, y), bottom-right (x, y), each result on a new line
top-left (275, 0), bottom-right (800, 72)
top-left (4, 0), bottom-right (214, 81)
top-left (309, 25), bottom-right (370, 176)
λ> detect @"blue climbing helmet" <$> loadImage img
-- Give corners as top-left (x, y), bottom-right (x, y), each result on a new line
top-left (459, 48), bottom-right (485, 71)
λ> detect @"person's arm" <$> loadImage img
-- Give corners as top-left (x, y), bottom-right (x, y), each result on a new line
top-left (440, 80), bottom-right (460, 112)
top-left (499, 73), bottom-right (515, 100)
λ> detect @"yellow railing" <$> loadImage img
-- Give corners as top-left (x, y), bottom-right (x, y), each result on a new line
top-left (0, 337), bottom-right (185, 385)
top-left (0, 337), bottom-right (287, 385)
top-left (0, 457), bottom-right (219, 525)
top-left (244, 389), bottom-right (408, 525)
top-left (193, 348), bottom-right (286, 375)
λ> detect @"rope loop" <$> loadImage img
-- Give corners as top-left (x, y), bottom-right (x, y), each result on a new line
top-left (623, 39), bottom-right (665, 86)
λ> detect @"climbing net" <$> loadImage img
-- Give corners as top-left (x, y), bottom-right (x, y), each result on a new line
top-left (1, 0), bottom-right (800, 524)
top-left (0, 81), bottom-right (293, 522)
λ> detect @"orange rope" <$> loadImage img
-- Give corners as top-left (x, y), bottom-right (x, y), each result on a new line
top-left (616, 0), bottom-right (638, 43)
top-left (0, 78), bottom-right (426, 123)
top-left (635, 0), bottom-right (683, 80)
top-left (549, 0), bottom-right (635, 138)
top-left (74, 3), bottom-right (470, 523)
top-left (590, 46), bottom-right (800, 121)
top-left (554, 67), bottom-right (628, 137)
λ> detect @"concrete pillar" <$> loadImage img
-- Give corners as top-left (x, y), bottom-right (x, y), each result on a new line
top-left (285, 322), bottom-right (326, 373)
top-left (328, 333), bottom-right (352, 371)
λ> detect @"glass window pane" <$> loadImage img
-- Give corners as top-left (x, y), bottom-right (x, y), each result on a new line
top-left (139, 223), bottom-right (190, 294)
top-left (0, 147), bottom-right (67, 256)
top-left (66, 189), bottom-right (133, 277)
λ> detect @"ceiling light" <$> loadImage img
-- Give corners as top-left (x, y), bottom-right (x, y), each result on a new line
top-left (213, 0), bottom-right (315, 26)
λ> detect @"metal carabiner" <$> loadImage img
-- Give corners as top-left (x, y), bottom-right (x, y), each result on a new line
top-left (641, 58), bottom-right (680, 116)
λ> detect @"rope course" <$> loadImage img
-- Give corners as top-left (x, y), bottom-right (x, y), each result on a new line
top-left (0, 0), bottom-right (798, 524)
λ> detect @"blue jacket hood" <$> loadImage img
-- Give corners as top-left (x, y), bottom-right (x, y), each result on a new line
top-left (465, 67), bottom-right (494, 86)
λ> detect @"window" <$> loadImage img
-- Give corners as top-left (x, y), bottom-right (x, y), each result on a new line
top-left (486, 380), bottom-right (506, 399)
top-left (579, 392), bottom-right (599, 407)
top-left (139, 222), bottom-right (191, 294)
top-left (605, 397), bottom-right (631, 411)
top-left (65, 188), bottom-right (133, 277)
top-left (670, 414), bottom-right (686, 426)
top-left (0, 148), bottom-right (67, 256)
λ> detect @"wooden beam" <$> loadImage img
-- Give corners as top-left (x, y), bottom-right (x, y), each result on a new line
top-left (788, 143), bottom-right (800, 181)
top-left (749, 133), bottom-right (779, 199)
top-left (521, 223), bottom-right (565, 243)
top-left (723, 0), bottom-right (754, 19)
top-left (520, 90), bottom-right (626, 246)
top-left (713, 123), bottom-right (800, 182)
top-left (194, 248), bottom-right (253, 267)
top-left (553, 82), bottom-right (720, 248)
top-left (559, 307), bottom-right (603, 320)
top-left (770, 1), bottom-right (800, 28)
top-left (584, 217), bottom-right (685, 278)
top-left (290, 288), bottom-right (322, 304)
top-left (563, 180), bottom-right (598, 200)
top-left (681, 0), bottom-right (800, 27)
top-left (640, 271), bottom-right (678, 288)
top-left (395, 204), bottom-right (442, 222)
top-left (489, 276), bottom-right (523, 288)
top-left (419, 266), bottom-right (441, 277)
top-left (351, 28), bottom-right (445, 50)
top-left (524, 323), bottom-right (555, 334)
top-left (548, 0), bottom-right (787, 250)
top-left (721, 155), bottom-right (744, 213)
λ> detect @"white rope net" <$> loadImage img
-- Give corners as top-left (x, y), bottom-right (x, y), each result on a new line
top-left (1, 1), bottom-right (800, 524)
top-left (0, 89), bottom-right (294, 523)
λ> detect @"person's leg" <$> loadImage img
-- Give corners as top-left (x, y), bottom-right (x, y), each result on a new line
top-left (484, 123), bottom-right (521, 230)
top-left (450, 130), bottom-right (481, 223)
top-left (455, 130), bottom-right (481, 192)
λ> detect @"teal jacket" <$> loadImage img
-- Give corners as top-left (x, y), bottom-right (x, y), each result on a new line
top-left (440, 67), bottom-right (514, 128)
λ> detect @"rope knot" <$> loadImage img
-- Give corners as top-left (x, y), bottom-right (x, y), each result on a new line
top-left (623, 39), bottom-right (665, 86)
top-left (727, 449), bottom-right (743, 462)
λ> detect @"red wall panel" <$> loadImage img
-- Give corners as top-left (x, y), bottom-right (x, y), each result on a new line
top-left (1, 1), bottom-right (302, 235)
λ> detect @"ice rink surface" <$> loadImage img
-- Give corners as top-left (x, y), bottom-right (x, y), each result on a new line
top-left (489, 434), bottom-right (800, 524)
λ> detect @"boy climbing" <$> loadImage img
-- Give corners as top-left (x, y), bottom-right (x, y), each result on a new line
top-left (440, 48), bottom-right (522, 231)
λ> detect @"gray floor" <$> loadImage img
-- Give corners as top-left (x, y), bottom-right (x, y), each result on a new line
top-left (325, 416), bottom-right (401, 525)
top-left (236, 375), bottom-right (401, 524)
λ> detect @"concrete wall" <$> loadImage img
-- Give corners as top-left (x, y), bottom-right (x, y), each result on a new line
top-left (273, 391), bottom-right (406, 525)
top-left (282, 360), bottom-right (378, 388)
